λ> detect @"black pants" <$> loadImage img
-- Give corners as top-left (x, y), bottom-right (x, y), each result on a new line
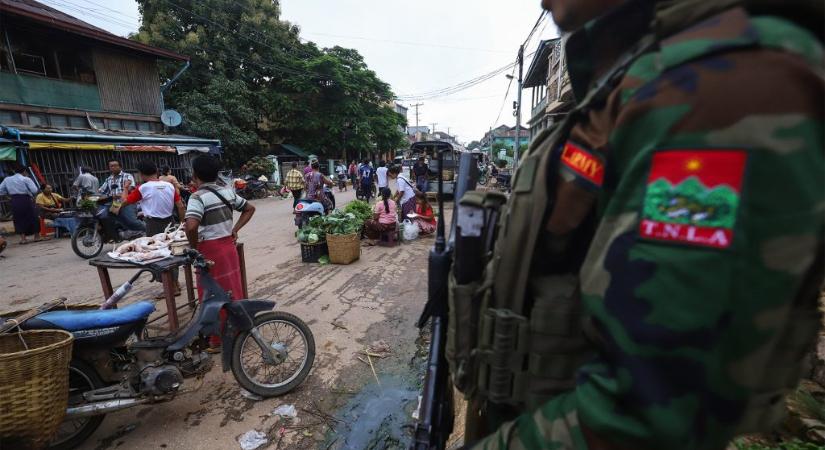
top-left (145, 216), bottom-right (173, 236)
top-left (291, 189), bottom-right (303, 208)
top-left (146, 216), bottom-right (178, 285)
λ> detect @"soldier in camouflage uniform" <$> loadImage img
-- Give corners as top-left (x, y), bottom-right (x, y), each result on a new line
top-left (460, 0), bottom-right (824, 448)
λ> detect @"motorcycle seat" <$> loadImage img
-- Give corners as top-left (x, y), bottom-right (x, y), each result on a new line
top-left (33, 301), bottom-right (155, 332)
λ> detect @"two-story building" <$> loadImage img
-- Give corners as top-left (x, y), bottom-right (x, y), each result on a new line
top-left (0, 0), bottom-right (219, 208)
top-left (523, 37), bottom-right (573, 143)
top-left (480, 124), bottom-right (529, 159)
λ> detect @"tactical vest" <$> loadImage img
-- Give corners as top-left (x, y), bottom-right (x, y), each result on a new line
top-left (445, 0), bottom-right (824, 422)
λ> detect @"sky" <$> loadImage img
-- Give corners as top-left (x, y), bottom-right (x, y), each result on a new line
top-left (39, 0), bottom-right (559, 144)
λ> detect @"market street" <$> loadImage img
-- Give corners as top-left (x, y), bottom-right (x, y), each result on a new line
top-left (0, 192), bottom-right (439, 449)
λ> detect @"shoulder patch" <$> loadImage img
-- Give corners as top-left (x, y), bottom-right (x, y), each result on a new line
top-left (639, 149), bottom-right (747, 249)
top-left (560, 141), bottom-right (604, 188)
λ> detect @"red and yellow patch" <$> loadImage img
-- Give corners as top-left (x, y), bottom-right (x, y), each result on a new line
top-left (560, 141), bottom-right (604, 187)
top-left (639, 149), bottom-right (747, 249)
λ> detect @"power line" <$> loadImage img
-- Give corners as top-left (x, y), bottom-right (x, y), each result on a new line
top-left (301, 31), bottom-right (512, 54)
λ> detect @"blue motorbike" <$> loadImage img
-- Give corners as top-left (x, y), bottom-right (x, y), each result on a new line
top-left (15, 249), bottom-right (315, 449)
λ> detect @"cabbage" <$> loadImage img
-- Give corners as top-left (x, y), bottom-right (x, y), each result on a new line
top-left (308, 233), bottom-right (320, 244)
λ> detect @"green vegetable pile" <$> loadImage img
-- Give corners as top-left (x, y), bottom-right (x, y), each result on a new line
top-left (296, 206), bottom-right (366, 244)
top-left (296, 216), bottom-right (326, 244)
top-left (344, 200), bottom-right (372, 224)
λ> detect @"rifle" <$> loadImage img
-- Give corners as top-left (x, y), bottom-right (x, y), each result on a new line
top-left (412, 151), bottom-right (478, 449)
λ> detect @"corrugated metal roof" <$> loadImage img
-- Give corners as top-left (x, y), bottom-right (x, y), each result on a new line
top-left (0, 0), bottom-right (188, 61)
top-left (524, 39), bottom-right (559, 88)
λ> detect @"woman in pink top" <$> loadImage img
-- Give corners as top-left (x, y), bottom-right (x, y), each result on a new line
top-left (364, 187), bottom-right (397, 243)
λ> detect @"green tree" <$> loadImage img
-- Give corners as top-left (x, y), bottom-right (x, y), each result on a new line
top-left (133, 0), bottom-right (405, 165)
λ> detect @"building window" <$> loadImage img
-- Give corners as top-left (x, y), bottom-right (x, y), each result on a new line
top-left (137, 121), bottom-right (152, 131)
top-left (0, 110), bottom-right (22, 124)
top-left (107, 119), bottom-right (122, 130)
top-left (122, 120), bottom-right (138, 131)
top-left (89, 117), bottom-right (105, 129)
top-left (28, 113), bottom-right (48, 127)
top-left (49, 114), bottom-right (68, 128)
top-left (68, 116), bottom-right (88, 129)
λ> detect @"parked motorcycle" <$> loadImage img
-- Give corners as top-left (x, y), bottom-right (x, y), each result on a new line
top-left (235, 176), bottom-right (269, 200)
top-left (477, 165), bottom-right (489, 186)
top-left (293, 186), bottom-right (335, 229)
top-left (70, 196), bottom-right (145, 259)
top-left (19, 249), bottom-right (314, 449)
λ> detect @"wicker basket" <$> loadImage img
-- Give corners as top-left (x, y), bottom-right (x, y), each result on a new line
top-left (300, 241), bottom-right (328, 263)
top-left (327, 233), bottom-right (361, 265)
top-left (0, 329), bottom-right (73, 449)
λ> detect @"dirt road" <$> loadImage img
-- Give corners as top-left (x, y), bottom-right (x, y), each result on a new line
top-left (0, 191), bottom-right (437, 449)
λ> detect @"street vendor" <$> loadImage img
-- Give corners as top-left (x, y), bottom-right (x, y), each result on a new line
top-left (184, 156), bottom-right (255, 350)
top-left (35, 183), bottom-right (66, 219)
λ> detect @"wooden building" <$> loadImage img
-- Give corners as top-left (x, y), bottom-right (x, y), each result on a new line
top-left (0, 0), bottom-right (219, 209)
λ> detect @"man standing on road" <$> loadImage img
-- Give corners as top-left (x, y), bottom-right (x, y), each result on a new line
top-left (123, 160), bottom-right (184, 294)
top-left (284, 162), bottom-right (305, 208)
top-left (358, 158), bottom-right (375, 201)
top-left (99, 159), bottom-right (145, 234)
top-left (185, 156), bottom-right (255, 349)
top-left (121, 160), bottom-right (184, 236)
top-left (412, 157), bottom-right (429, 193)
top-left (335, 161), bottom-right (348, 192)
top-left (456, 0), bottom-right (824, 449)
top-left (71, 166), bottom-right (99, 200)
top-left (376, 160), bottom-right (389, 191)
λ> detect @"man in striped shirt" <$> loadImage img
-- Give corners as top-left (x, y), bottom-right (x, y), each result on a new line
top-left (185, 156), bottom-right (255, 348)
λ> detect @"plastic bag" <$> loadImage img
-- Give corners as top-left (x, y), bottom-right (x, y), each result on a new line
top-left (238, 430), bottom-right (268, 450)
top-left (402, 219), bottom-right (419, 241)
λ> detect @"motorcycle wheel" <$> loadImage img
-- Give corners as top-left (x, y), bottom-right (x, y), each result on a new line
top-left (71, 226), bottom-right (104, 259)
top-left (478, 175), bottom-right (488, 185)
top-left (253, 188), bottom-right (268, 200)
top-left (231, 311), bottom-right (315, 398)
top-left (49, 360), bottom-right (105, 450)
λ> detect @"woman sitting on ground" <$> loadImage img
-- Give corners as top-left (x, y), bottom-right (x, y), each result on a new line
top-left (364, 187), bottom-right (397, 244)
top-left (35, 183), bottom-right (65, 219)
top-left (410, 192), bottom-right (436, 235)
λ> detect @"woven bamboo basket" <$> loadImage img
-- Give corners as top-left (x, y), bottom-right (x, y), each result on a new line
top-left (0, 329), bottom-right (73, 449)
top-left (326, 233), bottom-right (361, 265)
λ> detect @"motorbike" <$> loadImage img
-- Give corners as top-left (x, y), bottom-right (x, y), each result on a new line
top-left (477, 165), bottom-right (489, 186)
top-left (293, 186), bottom-right (335, 229)
top-left (235, 176), bottom-right (269, 200)
top-left (18, 249), bottom-right (315, 450)
top-left (71, 195), bottom-right (145, 259)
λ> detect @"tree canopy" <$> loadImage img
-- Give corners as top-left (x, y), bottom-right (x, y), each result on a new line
top-left (133, 0), bottom-right (406, 165)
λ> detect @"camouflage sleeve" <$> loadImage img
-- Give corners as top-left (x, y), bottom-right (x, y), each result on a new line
top-left (475, 22), bottom-right (824, 450)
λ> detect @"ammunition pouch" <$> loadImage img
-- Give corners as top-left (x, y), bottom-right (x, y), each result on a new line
top-left (446, 190), bottom-right (508, 396)
top-left (475, 274), bottom-right (594, 410)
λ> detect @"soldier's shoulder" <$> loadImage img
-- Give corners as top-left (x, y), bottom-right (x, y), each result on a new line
top-left (619, 7), bottom-right (822, 105)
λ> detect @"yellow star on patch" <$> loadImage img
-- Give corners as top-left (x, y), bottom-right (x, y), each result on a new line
top-left (685, 159), bottom-right (702, 171)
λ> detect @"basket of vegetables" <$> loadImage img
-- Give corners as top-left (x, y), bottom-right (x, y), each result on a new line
top-left (323, 211), bottom-right (362, 265)
top-left (344, 200), bottom-right (373, 240)
top-left (296, 216), bottom-right (328, 263)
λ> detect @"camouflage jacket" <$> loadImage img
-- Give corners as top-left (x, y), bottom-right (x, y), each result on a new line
top-left (477, 1), bottom-right (824, 449)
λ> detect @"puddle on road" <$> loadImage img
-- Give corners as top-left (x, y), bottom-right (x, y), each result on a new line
top-left (332, 376), bottom-right (418, 449)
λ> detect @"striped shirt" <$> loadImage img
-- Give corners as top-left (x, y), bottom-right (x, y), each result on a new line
top-left (185, 183), bottom-right (247, 241)
top-left (284, 169), bottom-right (305, 191)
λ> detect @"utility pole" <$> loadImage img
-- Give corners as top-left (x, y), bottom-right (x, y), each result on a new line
top-left (411, 103), bottom-right (423, 129)
top-left (514, 44), bottom-right (524, 170)
top-left (430, 122), bottom-right (438, 134)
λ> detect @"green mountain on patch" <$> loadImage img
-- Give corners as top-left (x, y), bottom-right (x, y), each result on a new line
top-left (644, 176), bottom-right (738, 228)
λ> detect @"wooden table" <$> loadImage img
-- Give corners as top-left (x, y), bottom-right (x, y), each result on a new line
top-left (89, 255), bottom-right (196, 331)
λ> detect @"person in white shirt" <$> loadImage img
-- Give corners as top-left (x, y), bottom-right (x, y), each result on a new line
top-left (335, 162), bottom-right (348, 192)
top-left (122, 160), bottom-right (184, 236)
top-left (388, 165), bottom-right (417, 219)
top-left (376, 160), bottom-right (389, 189)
